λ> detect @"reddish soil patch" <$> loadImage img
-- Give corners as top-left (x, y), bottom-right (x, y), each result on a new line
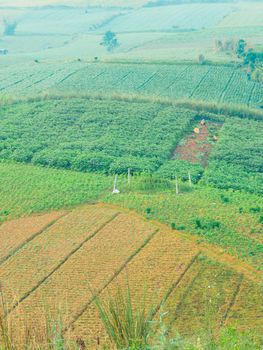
top-left (174, 122), bottom-right (222, 166)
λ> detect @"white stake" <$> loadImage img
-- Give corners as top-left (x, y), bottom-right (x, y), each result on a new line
top-left (188, 172), bottom-right (192, 188)
top-left (112, 174), bottom-right (120, 194)
top-left (175, 176), bottom-right (179, 195)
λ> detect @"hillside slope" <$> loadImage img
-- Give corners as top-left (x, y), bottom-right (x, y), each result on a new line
top-left (1, 203), bottom-right (262, 348)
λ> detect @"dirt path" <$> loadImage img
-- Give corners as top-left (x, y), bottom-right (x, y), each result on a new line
top-left (174, 122), bottom-right (222, 166)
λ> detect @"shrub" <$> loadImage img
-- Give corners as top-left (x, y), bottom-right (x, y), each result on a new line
top-left (3, 19), bottom-right (17, 36)
top-left (157, 159), bottom-right (204, 184)
top-left (194, 217), bottom-right (221, 230)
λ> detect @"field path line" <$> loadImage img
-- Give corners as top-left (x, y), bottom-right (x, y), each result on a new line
top-left (220, 273), bottom-right (244, 326)
top-left (5, 212), bottom-right (120, 316)
top-left (0, 211), bottom-right (67, 266)
top-left (152, 252), bottom-right (201, 317)
top-left (248, 82), bottom-right (257, 107)
top-left (218, 69), bottom-right (235, 103)
top-left (99, 202), bottom-right (261, 283)
top-left (189, 66), bottom-right (212, 98)
top-left (65, 228), bottom-right (160, 331)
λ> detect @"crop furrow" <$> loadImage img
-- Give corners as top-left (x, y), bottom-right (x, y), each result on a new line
top-left (0, 213), bottom-right (67, 266)
top-left (220, 273), bottom-right (244, 326)
top-left (152, 252), bottom-right (201, 317)
top-left (57, 66), bottom-right (87, 84)
top-left (0, 73), bottom-right (36, 91)
top-left (169, 267), bottom-right (204, 324)
top-left (136, 71), bottom-right (159, 90)
top-left (248, 82), bottom-right (257, 107)
top-left (189, 67), bottom-right (212, 98)
top-left (218, 69), bottom-right (236, 103)
top-left (66, 228), bottom-right (160, 331)
top-left (5, 212), bottom-right (120, 316)
top-left (24, 68), bottom-right (65, 89)
top-left (160, 65), bottom-right (191, 96)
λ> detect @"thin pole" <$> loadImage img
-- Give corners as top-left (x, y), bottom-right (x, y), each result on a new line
top-left (128, 168), bottom-right (131, 186)
top-left (188, 172), bottom-right (192, 188)
top-left (175, 176), bottom-right (179, 195)
top-left (114, 175), bottom-right (118, 191)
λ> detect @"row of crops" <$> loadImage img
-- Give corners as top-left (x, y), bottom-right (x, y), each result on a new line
top-left (0, 96), bottom-right (262, 194)
top-left (1, 62), bottom-right (261, 107)
top-left (0, 3), bottom-right (234, 37)
top-left (0, 98), bottom-right (196, 174)
top-left (97, 4), bottom-right (234, 32)
top-left (2, 205), bottom-right (261, 346)
top-left (204, 118), bottom-right (263, 195)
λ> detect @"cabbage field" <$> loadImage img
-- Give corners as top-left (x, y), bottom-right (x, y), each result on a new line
top-left (0, 62), bottom-right (262, 107)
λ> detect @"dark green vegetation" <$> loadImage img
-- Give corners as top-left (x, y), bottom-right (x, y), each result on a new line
top-left (0, 97), bottom-right (196, 173)
top-left (0, 160), bottom-right (262, 270)
top-left (0, 96), bottom-right (262, 195)
top-left (205, 118), bottom-right (263, 194)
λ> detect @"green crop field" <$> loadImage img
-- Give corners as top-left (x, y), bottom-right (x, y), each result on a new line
top-left (0, 96), bottom-right (262, 196)
top-left (0, 1), bottom-right (262, 349)
top-left (0, 62), bottom-right (262, 107)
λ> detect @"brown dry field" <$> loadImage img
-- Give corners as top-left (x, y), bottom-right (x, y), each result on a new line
top-left (0, 203), bottom-right (262, 348)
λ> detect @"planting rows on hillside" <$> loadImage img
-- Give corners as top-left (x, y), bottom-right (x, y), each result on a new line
top-left (106, 187), bottom-right (263, 269)
top-left (204, 118), bottom-right (263, 194)
top-left (70, 228), bottom-right (199, 346)
top-left (227, 279), bottom-right (263, 333)
top-left (98, 4), bottom-right (233, 32)
top-left (0, 62), bottom-right (261, 107)
top-left (0, 98), bottom-right (196, 174)
top-left (0, 211), bottom-right (64, 264)
top-left (56, 63), bottom-right (262, 107)
top-left (9, 212), bottom-right (157, 338)
top-left (1, 203), bottom-right (262, 346)
top-left (162, 257), bottom-right (242, 335)
top-left (0, 161), bottom-right (112, 218)
top-left (0, 205), bottom-right (118, 309)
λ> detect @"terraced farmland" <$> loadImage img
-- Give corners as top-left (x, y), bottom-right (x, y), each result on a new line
top-left (0, 62), bottom-right (262, 107)
top-left (2, 204), bottom-right (262, 348)
top-left (0, 211), bottom-right (65, 264)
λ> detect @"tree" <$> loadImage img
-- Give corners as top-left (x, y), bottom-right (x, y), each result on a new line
top-left (236, 39), bottom-right (247, 58)
top-left (198, 54), bottom-right (206, 65)
top-left (100, 31), bottom-right (120, 52)
top-left (3, 19), bottom-right (18, 36)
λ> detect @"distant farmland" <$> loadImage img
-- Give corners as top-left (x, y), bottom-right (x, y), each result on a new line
top-left (0, 62), bottom-right (262, 107)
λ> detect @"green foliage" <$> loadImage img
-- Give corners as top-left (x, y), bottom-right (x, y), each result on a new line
top-left (0, 161), bottom-right (112, 218)
top-left (3, 19), bottom-right (17, 36)
top-left (0, 98), bottom-right (195, 175)
top-left (105, 185), bottom-right (263, 269)
top-left (236, 39), bottom-right (247, 58)
top-left (204, 118), bottom-right (263, 194)
top-left (157, 159), bottom-right (204, 184)
top-left (100, 31), bottom-right (120, 52)
top-left (194, 217), bottom-right (221, 230)
top-left (93, 282), bottom-right (153, 350)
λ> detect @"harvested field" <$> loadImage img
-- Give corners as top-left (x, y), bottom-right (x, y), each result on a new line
top-left (70, 229), bottom-right (199, 346)
top-left (0, 211), bottom-right (65, 264)
top-left (1, 203), bottom-right (261, 348)
top-left (0, 205), bottom-right (118, 311)
top-left (10, 212), bottom-right (157, 337)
